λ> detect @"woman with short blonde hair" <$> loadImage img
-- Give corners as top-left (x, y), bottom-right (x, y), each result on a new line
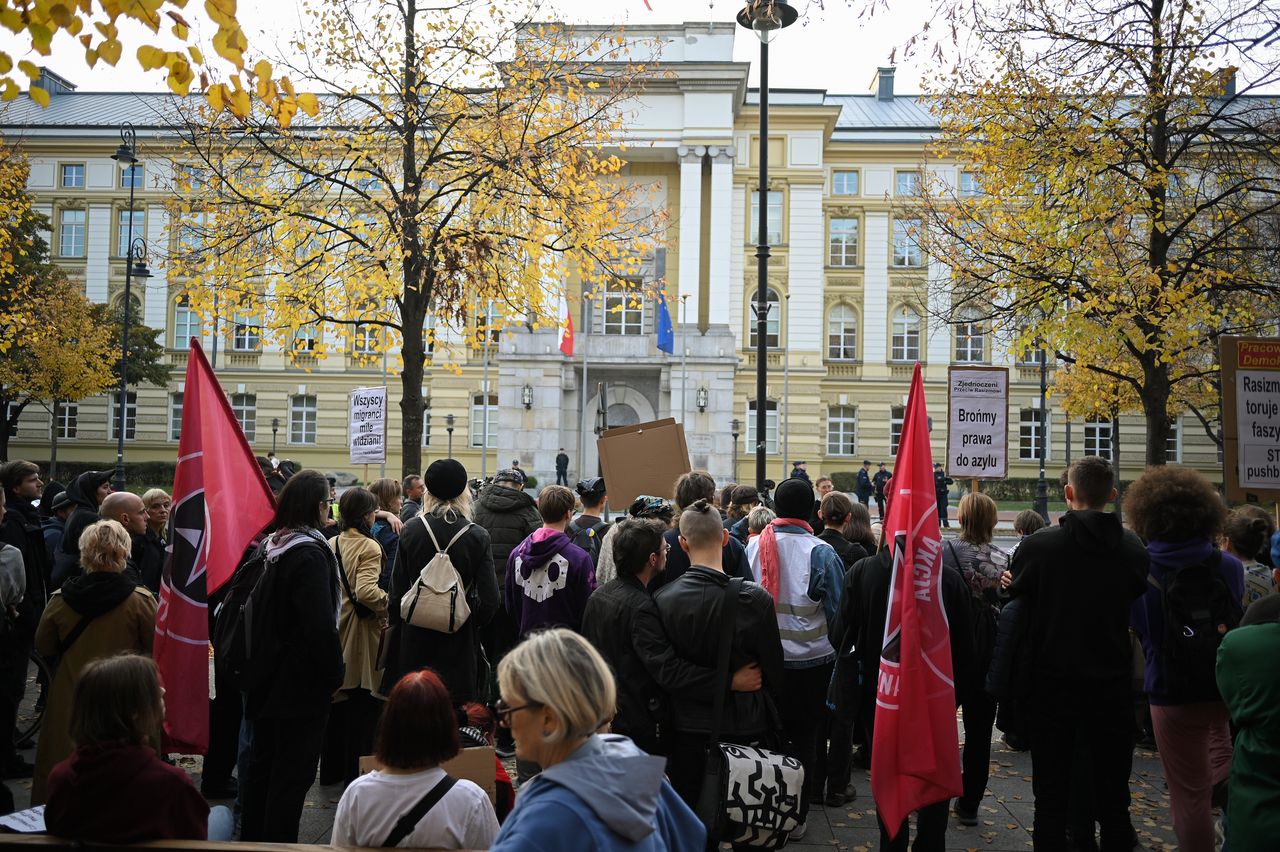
top-left (489, 629), bottom-right (704, 851)
top-left (78, 520), bottom-right (133, 574)
top-left (137, 490), bottom-right (171, 595)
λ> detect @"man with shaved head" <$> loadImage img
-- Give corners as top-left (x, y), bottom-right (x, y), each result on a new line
top-left (99, 492), bottom-right (148, 587)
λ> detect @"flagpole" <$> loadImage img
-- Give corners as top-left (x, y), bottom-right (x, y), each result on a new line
top-left (482, 299), bottom-right (492, 480)
top-left (579, 293), bottom-right (590, 482)
top-left (782, 292), bottom-right (790, 481)
top-left (680, 294), bottom-right (689, 424)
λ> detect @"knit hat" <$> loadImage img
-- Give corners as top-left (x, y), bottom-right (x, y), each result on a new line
top-left (494, 468), bottom-right (525, 485)
top-left (774, 478), bottom-right (814, 522)
top-left (51, 491), bottom-right (73, 512)
top-left (424, 459), bottom-right (468, 501)
top-left (76, 469), bottom-right (114, 496)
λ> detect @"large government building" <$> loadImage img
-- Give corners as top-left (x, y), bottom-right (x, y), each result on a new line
top-left (2, 22), bottom-right (1219, 487)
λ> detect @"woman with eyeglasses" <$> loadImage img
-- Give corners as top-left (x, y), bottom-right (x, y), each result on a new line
top-left (489, 628), bottom-right (704, 851)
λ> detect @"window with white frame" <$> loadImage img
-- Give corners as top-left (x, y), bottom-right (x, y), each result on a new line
top-left (827, 305), bottom-right (858, 361)
top-left (59, 209), bottom-right (85, 257)
top-left (474, 302), bottom-right (501, 344)
top-left (289, 395), bottom-right (317, 445)
top-left (891, 309), bottom-right (921, 361)
top-left (1084, 417), bottom-right (1113, 461)
top-left (110, 392), bottom-right (137, 440)
top-left (117, 209), bottom-right (144, 256)
top-left (421, 406), bottom-right (432, 448)
top-left (828, 406), bottom-right (857, 456)
top-left (749, 288), bottom-right (781, 349)
top-left (959, 171), bottom-right (982, 197)
top-left (1019, 408), bottom-right (1050, 461)
top-left (232, 311), bottom-right (262, 351)
top-left (169, 392), bottom-right (184, 441)
top-left (1165, 418), bottom-right (1181, 463)
top-left (174, 163), bottom-right (206, 190)
top-left (56, 403), bottom-right (77, 440)
top-left (178, 213), bottom-right (206, 258)
top-left (749, 190), bottom-right (783, 245)
top-left (293, 323), bottom-right (320, 352)
top-left (890, 406), bottom-right (905, 456)
top-left (955, 318), bottom-right (987, 363)
top-left (892, 219), bottom-right (923, 267)
top-left (603, 283), bottom-right (645, 336)
top-left (353, 323), bottom-right (379, 355)
top-left (895, 170), bottom-right (921, 195)
top-left (61, 163), bottom-right (84, 189)
top-left (832, 170), bottom-right (859, 196)
top-left (470, 393), bottom-right (498, 448)
top-left (120, 163), bottom-right (144, 189)
top-left (746, 400), bottom-right (779, 454)
top-left (828, 217), bottom-right (859, 266)
top-left (231, 394), bottom-right (256, 441)
top-left (173, 297), bottom-right (202, 347)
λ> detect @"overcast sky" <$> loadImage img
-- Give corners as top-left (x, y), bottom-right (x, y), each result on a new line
top-left (0, 0), bottom-right (937, 96)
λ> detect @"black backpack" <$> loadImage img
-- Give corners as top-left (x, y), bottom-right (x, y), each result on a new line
top-left (567, 518), bottom-right (609, 566)
top-left (945, 541), bottom-right (999, 674)
top-left (212, 539), bottom-right (281, 693)
top-left (1154, 550), bottom-right (1242, 701)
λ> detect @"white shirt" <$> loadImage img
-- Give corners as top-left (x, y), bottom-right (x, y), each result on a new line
top-left (331, 767), bottom-right (499, 850)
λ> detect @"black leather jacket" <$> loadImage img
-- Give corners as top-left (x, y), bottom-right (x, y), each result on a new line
top-left (650, 566), bottom-right (785, 738)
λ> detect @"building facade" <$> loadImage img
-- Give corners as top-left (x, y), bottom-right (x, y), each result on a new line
top-left (2, 23), bottom-right (1218, 487)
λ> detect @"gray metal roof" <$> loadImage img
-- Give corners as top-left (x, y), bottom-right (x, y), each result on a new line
top-left (0, 92), bottom-right (189, 133)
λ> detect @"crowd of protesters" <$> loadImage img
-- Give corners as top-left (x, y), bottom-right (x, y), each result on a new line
top-left (0, 450), bottom-right (1278, 851)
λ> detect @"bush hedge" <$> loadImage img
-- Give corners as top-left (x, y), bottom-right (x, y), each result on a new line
top-left (32, 460), bottom-right (177, 492)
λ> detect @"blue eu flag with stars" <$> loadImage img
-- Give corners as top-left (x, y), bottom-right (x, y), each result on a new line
top-left (656, 292), bottom-right (675, 354)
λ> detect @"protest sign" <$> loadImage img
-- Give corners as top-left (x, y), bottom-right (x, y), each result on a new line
top-left (945, 367), bottom-right (1009, 480)
top-left (597, 418), bottom-right (691, 509)
top-left (349, 386), bottom-right (387, 466)
top-left (1221, 336), bottom-right (1280, 503)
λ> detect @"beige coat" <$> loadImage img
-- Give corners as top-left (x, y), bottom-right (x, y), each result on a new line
top-left (331, 530), bottom-right (388, 695)
top-left (31, 584), bottom-right (156, 804)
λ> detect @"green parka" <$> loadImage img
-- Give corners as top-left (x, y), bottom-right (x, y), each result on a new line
top-left (1217, 622), bottom-right (1280, 850)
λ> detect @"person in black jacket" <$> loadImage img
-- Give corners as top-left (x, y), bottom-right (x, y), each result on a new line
top-left (474, 470), bottom-right (540, 671)
top-left (382, 459), bottom-right (499, 705)
top-left (52, 469), bottom-right (113, 590)
top-left (816, 491), bottom-right (868, 571)
top-left (1005, 457), bottom-right (1147, 852)
top-left (650, 471), bottom-right (753, 591)
top-left (933, 464), bottom-right (955, 528)
top-left (555, 448), bottom-right (570, 486)
top-left (240, 470), bottom-right (346, 844)
top-left (831, 541), bottom-right (975, 852)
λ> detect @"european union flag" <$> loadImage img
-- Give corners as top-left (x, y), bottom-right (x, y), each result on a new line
top-left (656, 291), bottom-right (675, 354)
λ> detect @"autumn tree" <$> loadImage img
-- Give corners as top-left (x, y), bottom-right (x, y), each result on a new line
top-left (169, 0), bottom-right (657, 475)
top-left (911, 0), bottom-right (1280, 466)
top-left (0, 139), bottom-right (36, 357)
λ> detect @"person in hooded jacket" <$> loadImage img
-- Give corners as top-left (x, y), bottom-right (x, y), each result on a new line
top-left (41, 486), bottom-right (71, 558)
top-left (489, 628), bottom-right (705, 852)
top-left (52, 469), bottom-right (113, 590)
top-left (32, 519), bottom-right (156, 804)
top-left (239, 469), bottom-right (346, 843)
top-left (505, 485), bottom-right (596, 638)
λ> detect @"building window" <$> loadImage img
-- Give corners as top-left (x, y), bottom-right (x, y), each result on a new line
top-left (891, 309), bottom-right (921, 362)
top-left (173, 297), bottom-right (202, 347)
top-left (602, 283), bottom-right (645, 336)
top-left (1166, 418), bottom-right (1181, 463)
top-left (120, 163), bottom-right (144, 189)
top-left (289, 395), bottom-right (317, 445)
top-left (895, 170), bottom-right (921, 195)
top-left (1019, 408), bottom-right (1050, 461)
top-left (60, 163), bottom-right (85, 189)
top-left (832, 170), bottom-right (859, 196)
top-left (746, 400), bottom-right (779, 454)
top-left (827, 305), bottom-right (858, 361)
top-left (748, 288), bottom-right (781, 349)
top-left (892, 219), bottom-right (923, 267)
top-left (352, 323), bottom-right (379, 355)
top-left (470, 393), bottom-right (498, 448)
top-left (232, 311), bottom-right (262, 351)
top-left (110, 392), bottom-right (137, 441)
top-left (169, 393), bottom-right (184, 441)
top-left (828, 406), bottom-right (857, 456)
top-left (174, 163), bottom-right (207, 190)
top-left (828, 217), bottom-right (859, 266)
top-left (959, 171), bottom-right (982, 197)
top-left (955, 318), bottom-right (986, 363)
top-left (890, 405), bottom-right (905, 456)
top-left (231, 394), bottom-right (256, 441)
top-left (473, 302), bottom-right (501, 344)
top-left (749, 189), bottom-right (783, 245)
top-left (1084, 417), bottom-right (1113, 461)
top-left (422, 406), bottom-right (432, 448)
top-left (355, 176), bottom-right (383, 192)
top-left (293, 323), bottom-right (320, 352)
top-left (59, 209), bottom-right (86, 257)
top-left (56, 403), bottom-right (77, 440)
top-left (117, 209), bottom-right (145, 256)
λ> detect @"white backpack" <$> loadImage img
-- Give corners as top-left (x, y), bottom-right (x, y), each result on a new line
top-left (400, 520), bottom-right (473, 633)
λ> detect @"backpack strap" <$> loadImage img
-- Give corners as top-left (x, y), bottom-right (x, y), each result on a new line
top-left (440, 522), bottom-right (474, 553)
top-left (380, 774), bottom-right (458, 848)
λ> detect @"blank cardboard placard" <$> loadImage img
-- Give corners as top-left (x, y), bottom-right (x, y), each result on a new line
top-left (597, 418), bottom-right (691, 508)
top-left (359, 746), bottom-right (497, 806)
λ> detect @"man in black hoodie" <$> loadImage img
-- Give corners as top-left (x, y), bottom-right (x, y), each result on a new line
top-left (0, 462), bottom-right (49, 618)
top-left (52, 470), bottom-right (113, 589)
top-left (1006, 456), bottom-right (1148, 851)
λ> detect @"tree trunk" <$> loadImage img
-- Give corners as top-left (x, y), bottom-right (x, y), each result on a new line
top-left (1140, 358), bottom-right (1173, 468)
top-left (399, 287), bottom-right (427, 478)
top-left (48, 400), bottom-right (60, 482)
top-left (0, 392), bottom-right (29, 463)
top-left (1113, 412), bottom-right (1123, 523)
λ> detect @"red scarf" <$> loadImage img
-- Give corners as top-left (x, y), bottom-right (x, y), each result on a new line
top-left (757, 518), bottom-right (813, 599)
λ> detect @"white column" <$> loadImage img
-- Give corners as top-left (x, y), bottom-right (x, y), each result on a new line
top-left (677, 146), bottom-right (704, 325)
top-left (707, 146), bottom-right (734, 324)
top-left (926, 261), bottom-right (951, 366)
top-left (786, 184), bottom-right (823, 351)
top-left (144, 205), bottom-right (169, 329)
top-left (863, 212), bottom-right (890, 365)
top-left (729, 183), bottom-right (746, 342)
top-left (85, 203), bottom-right (112, 303)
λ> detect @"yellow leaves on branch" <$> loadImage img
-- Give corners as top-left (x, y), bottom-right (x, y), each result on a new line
top-left (0, 277), bottom-right (116, 405)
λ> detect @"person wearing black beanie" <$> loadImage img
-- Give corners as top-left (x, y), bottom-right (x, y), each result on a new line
top-left (773, 478), bottom-right (816, 523)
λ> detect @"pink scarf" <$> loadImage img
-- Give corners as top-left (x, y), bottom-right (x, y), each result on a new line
top-left (757, 518), bottom-right (813, 600)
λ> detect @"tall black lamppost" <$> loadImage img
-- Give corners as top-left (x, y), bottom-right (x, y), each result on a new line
top-left (445, 413), bottom-right (455, 457)
top-left (731, 418), bottom-right (742, 481)
top-left (1034, 341), bottom-right (1050, 523)
top-left (738, 0), bottom-right (797, 491)
top-left (111, 122), bottom-right (145, 492)
top-left (271, 417), bottom-right (280, 455)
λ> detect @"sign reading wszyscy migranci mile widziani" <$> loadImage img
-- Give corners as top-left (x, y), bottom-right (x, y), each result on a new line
top-left (348, 386), bottom-right (387, 465)
top-left (946, 367), bottom-right (1009, 480)
top-left (1222, 337), bottom-right (1280, 501)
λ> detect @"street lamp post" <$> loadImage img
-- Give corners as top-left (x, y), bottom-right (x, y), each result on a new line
top-left (731, 418), bottom-right (742, 482)
top-left (446, 413), bottom-right (455, 457)
top-left (271, 417), bottom-right (279, 455)
top-left (1034, 341), bottom-right (1049, 523)
top-left (738, 0), bottom-right (797, 492)
top-left (111, 123), bottom-right (145, 493)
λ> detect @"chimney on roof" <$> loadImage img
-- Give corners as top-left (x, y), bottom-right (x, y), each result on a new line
top-left (1223, 67), bottom-right (1237, 97)
top-left (872, 67), bottom-right (895, 101)
top-left (34, 68), bottom-right (76, 96)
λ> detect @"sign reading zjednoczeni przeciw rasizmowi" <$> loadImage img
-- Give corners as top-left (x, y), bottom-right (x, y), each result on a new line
top-left (1221, 337), bottom-right (1280, 503)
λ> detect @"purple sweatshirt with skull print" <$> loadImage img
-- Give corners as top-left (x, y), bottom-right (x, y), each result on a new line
top-left (504, 528), bottom-right (597, 637)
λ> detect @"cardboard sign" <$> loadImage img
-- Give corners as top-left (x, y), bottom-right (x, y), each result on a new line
top-left (597, 418), bottom-right (692, 508)
top-left (1221, 336), bottom-right (1280, 502)
top-left (349, 386), bottom-right (387, 465)
top-left (359, 746), bottom-right (497, 806)
top-left (946, 367), bottom-right (1009, 480)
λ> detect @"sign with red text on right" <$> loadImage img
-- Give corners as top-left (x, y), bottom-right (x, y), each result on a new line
top-left (1221, 337), bottom-right (1280, 503)
top-left (946, 366), bottom-right (1009, 480)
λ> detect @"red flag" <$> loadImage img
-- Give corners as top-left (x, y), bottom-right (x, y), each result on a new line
top-left (559, 307), bottom-right (575, 356)
top-left (871, 363), bottom-right (962, 837)
top-left (153, 339), bottom-right (276, 753)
